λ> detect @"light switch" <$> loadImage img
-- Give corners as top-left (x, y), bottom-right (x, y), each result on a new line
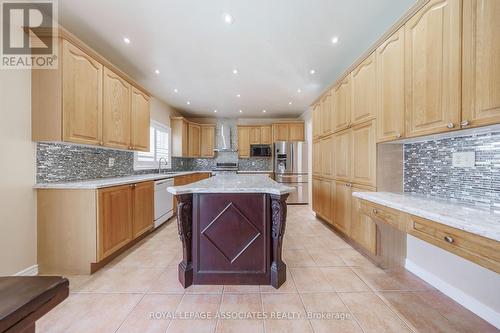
top-left (108, 157), bottom-right (115, 167)
top-left (452, 152), bottom-right (475, 168)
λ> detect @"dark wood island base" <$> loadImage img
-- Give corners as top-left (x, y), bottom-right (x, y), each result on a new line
top-left (176, 192), bottom-right (289, 289)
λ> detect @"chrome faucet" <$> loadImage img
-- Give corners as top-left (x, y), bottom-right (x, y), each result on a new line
top-left (158, 157), bottom-right (168, 174)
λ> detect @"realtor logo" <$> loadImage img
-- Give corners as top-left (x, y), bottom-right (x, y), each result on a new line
top-left (1, 0), bottom-right (58, 68)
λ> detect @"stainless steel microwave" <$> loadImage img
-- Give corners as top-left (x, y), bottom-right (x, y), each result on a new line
top-left (250, 145), bottom-right (272, 157)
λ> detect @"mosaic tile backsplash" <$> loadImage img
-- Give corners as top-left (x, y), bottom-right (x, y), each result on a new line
top-left (37, 143), bottom-right (272, 183)
top-left (404, 131), bottom-right (500, 210)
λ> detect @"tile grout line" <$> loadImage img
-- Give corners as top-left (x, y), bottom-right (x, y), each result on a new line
top-left (336, 292), bottom-right (368, 333)
top-left (289, 268), bottom-right (316, 333)
top-left (165, 291), bottom-right (186, 333)
top-left (113, 292), bottom-right (147, 333)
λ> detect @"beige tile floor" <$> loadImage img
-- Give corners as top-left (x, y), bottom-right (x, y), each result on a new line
top-left (37, 205), bottom-right (498, 333)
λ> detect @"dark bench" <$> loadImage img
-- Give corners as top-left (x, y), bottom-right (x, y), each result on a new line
top-left (0, 277), bottom-right (69, 333)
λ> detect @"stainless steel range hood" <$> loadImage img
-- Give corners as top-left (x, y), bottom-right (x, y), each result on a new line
top-left (214, 123), bottom-right (238, 152)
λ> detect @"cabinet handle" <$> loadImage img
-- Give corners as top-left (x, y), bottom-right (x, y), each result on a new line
top-left (444, 235), bottom-right (454, 243)
top-left (372, 209), bottom-right (378, 214)
top-left (130, 184), bottom-right (136, 189)
top-left (460, 120), bottom-right (470, 128)
top-left (99, 141), bottom-right (104, 146)
top-left (447, 122), bottom-right (455, 129)
top-left (396, 133), bottom-right (401, 138)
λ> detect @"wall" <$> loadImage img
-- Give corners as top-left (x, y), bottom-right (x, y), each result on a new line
top-left (0, 69), bottom-right (37, 275)
top-left (150, 97), bottom-right (181, 127)
top-left (404, 130), bottom-right (500, 210)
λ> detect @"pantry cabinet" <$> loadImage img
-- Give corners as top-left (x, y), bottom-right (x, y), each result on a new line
top-left (312, 140), bottom-right (321, 177)
top-left (351, 120), bottom-right (376, 187)
top-left (404, 0), bottom-right (461, 137)
top-left (320, 135), bottom-right (334, 179)
top-left (334, 181), bottom-right (352, 236)
top-left (32, 32), bottom-right (151, 151)
top-left (321, 91), bottom-right (334, 136)
top-left (312, 178), bottom-right (334, 224)
top-left (333, 77), bottom-right (351, 132)
top-left (312, 103), bottom-right (321, 139)
top-left (351, 52), bottom-right (377, 125)
top-left (201, 125), bottom-right (216, 157)
top-left (61, 39), bottom-right (103, 146)
top-left (333, 129), bottom-right (351, 182)
top-left (462, 0), bottom-right (500, 128)
top-left (102, 67), bottom-right (131, 149)
top-left (376, 28), bottom-right (405, 142)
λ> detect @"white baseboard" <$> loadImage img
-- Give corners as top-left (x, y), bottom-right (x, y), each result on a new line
top-left (405, 259), bottom-right (500, 329)
top-left (14, 264), bottom-right (38, 276)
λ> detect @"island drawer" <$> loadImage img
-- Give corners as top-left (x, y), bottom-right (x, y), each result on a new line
top-left (358, 200), bottom-right (404, 232)
top-left (408, 215), bottom-right (500, 274)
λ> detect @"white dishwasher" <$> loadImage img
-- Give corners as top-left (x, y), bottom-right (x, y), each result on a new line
top-left (154, 178), bottom-right (174, 228)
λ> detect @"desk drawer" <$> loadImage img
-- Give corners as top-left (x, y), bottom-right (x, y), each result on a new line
top-left (359, 200), bottom-right (404, 231)
top-left (408, 215), bottom-right (500, 274)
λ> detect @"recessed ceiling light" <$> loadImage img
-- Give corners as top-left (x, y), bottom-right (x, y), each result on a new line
top-left (186, 101), bottom-right (191, 105)
top-left (214, 109), bottom-right (217, 113)
top-left (154, 69), bottom-right (160, 75)
top-left (123, 37), bottom-right (131, 44)
top-left (223, 13), bottom-right (234, 24)
top-left (236, 94), bottom-right (241, 98)
top-left (239, 109), bottom-right (243, 113)
top-left (331, 36), bottom-right (339, 44)
top-left (288, 101), bottom-right (293, 105)
top-left (309, 69), bottom-right (316, 75)
top-left (262, 109), bottom-right (267, 113)
top-left (232, 69), bottom-right (239, 75)
top-left (297, 88), bottom-right (302, 93)
top-left (173, 88), bottom-right (178, 93)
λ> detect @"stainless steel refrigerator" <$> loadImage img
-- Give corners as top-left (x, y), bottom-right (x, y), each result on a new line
top-left (274, 141), bottom-right (308, 204)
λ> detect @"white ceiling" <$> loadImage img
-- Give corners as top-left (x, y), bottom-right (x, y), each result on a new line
top-left (58, 0), bottom-right (416, 118)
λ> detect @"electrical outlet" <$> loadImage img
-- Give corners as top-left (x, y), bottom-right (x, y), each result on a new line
top-left (452, 152), bottom-right (475, 168)
top-left (252, 161), bottom-right (256, 166)
top-left (108, 157), bottom-right (115, 167)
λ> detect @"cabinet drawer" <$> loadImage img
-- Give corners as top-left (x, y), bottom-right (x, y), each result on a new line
top-left (358, 200), bottom-right (404, 231)
top-left (409, 215), bottom-right (500, 274)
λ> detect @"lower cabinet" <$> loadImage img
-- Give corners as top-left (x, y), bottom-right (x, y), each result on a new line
top-left (334, 181), bottom-right (352, 235)
top-left (132, 182), bottom-right (154, 238)
top-left (312, 178), bottom-right (334, 224)
top-left (351, 187), bottom-right (377, 255)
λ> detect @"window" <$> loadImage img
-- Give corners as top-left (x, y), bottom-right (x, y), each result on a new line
top-left (134, 121), bottom-right (171, 170)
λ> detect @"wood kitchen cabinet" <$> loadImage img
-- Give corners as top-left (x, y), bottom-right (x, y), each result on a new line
top-left (249, 127), bottom-right (261, 144)
top-left (312, 103), bottom-right (321, 139)
top-left (272, 123), bottom-right (289, 141)
top-left (376, 27), bottom-right (405, 142)
top-left (351, 186), bottom-right (377, 255)
top-left (312, 140), bottom-right (321, 177)
top-left (132, 182), bottom-right (154, 239)
top-left (404, 0), bottom-right (461, 137)
top-left (320, 135), bottom-right (334, 179)
top-left (334, 181), bottom-right (352, 236)
top-left (272, 122), bottom-right (305, 141)
top-left (188, 123), bottom-right (201, 157)
top-left (61, 39), bottom-right (103, 146)
top-left (333, 129), bottom-right (351, 182)
top-left (321, 91), bottom-right (334, 136)
top-left (351, 120), bottom-right (376, 187)
top-left (171, 117), bottom-right (189, 157)
top-left (238, 126), bottom-right (251, 158)
top-left (312, 178), bottom-right (333, 224)
top-left (462, 0), bottom-right (500, 129)
top-left (333, 77), bottom-right (351, 132)
top-left (201, 125), bottom-right (216, 157)
top-left (32, 31), bottom-right (151, 150)
top-left (351, 52), bottom-right (376, 125)
top-left (103, 67), bottom-right (131, 149)
top-left (260, 126), bottom-right (272, 144)
top-left (312, 178), bottom-right (321, 213)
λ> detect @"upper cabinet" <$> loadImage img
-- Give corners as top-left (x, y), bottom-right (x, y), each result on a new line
top-left (351, 120), bottom-right (376, 187)
top-left (32, 32), bottom-right (151, 151)
top-left (171, 117), bottom-right (189, 157)
top-left (320, 91), bottom-right (334, 136)
top-left (249, 127), bottom-right (261, 144)
top-left (376, 28), bottom-right (405, 142)
top-left (103, 67), bottom-right (131, 149)
top-left (61, 40), bottom-right (103, 146)
top-left (238, 126), bottom-right (251, 158)
top-left (312, 103), bottom-right (321, 139)
top-left (272, 122), bottom-right (305, 142)
top-left (130, 88), bottom-right (150, 152)
top-left (351, 52), bottom-right (377, 125)
top-left (404, 0), bottom-right (461, 137)
top-left (188, 123), bottom-right (201, 157)
top-left (237, 125), bottom-right (272, 158)
top-left (332, 77), bottom-right (351, 132)
top-left (261, 126), bottom-right (272, 144)
top-left (462, 0), bottom-right (500, 128)
top-left (201, 125), bottom-right (216, 157)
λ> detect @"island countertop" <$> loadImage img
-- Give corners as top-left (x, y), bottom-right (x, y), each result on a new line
top-left (352, 191), bottom-right (500, 242)
top-left (167, 174), bottom-right (294, 196)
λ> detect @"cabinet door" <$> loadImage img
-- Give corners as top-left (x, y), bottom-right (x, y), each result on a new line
top-left (321, 93), bottom-right (333, 135)
top-left (312, 140), bottom-right (321, 176)
top-left (261, 126), bottom-right (272, 144)
top-left (319, 179), bottom-right (332, 222)
top-left (334, 182), bottom-right (352, 236)
top-left (333, 78), bottom-right (352, 132)
top-left (312, 103), bottom-right (321, 139)
top-left (201, 125), bottom-right (215, 157)
top-left (62, 40), bottom-right (103, 145)
top-left (312, 178), bottom-right (321, 213)
top-left (132, 182), bottom-right (154, 239)
top-left (273, 123), bottom-right (289, 141)
top-left (376, 28), bottom-right (405, 142)
top-left (131, 87), bottom-right (150, 151)
top-left (351, 120), bottom-right (376, 187)
top-left (351, 188), bottom-right (377, 255)
top-left (334, 129), bottom-right (351, 181)
top-left (238, 126), bottom-right (250, 158)
top-left (351, 53), bottom-right (377, 125)
top-left (188, 123), bottom-right (201, 157)
top-left (404, 0), bottom-right (461, 137)
top-left (249, 127), bottom-right (261, 144)
top-left (98, 185), bottom-right (133, 260)
top-left (103, 67), bottom-right (131, 149)
top-left (320, 135), bottom-right (334, 178)
top-left (462, 0), bottom-right (500, 128)
top-left (289, 123), bottom-right (305, 141)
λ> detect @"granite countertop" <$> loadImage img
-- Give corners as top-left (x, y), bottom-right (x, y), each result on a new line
top-left (168, 174), bottom-right (293, 195)
top-left (33, 171), bottom-right (213, 190)
top-left (237, 170), bottom-right (274, 174)
top-left (352, 192), bottom-right (500, 242)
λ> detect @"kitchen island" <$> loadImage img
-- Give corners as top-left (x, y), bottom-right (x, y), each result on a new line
top-left (168, 174), bottom-right (293, 288)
